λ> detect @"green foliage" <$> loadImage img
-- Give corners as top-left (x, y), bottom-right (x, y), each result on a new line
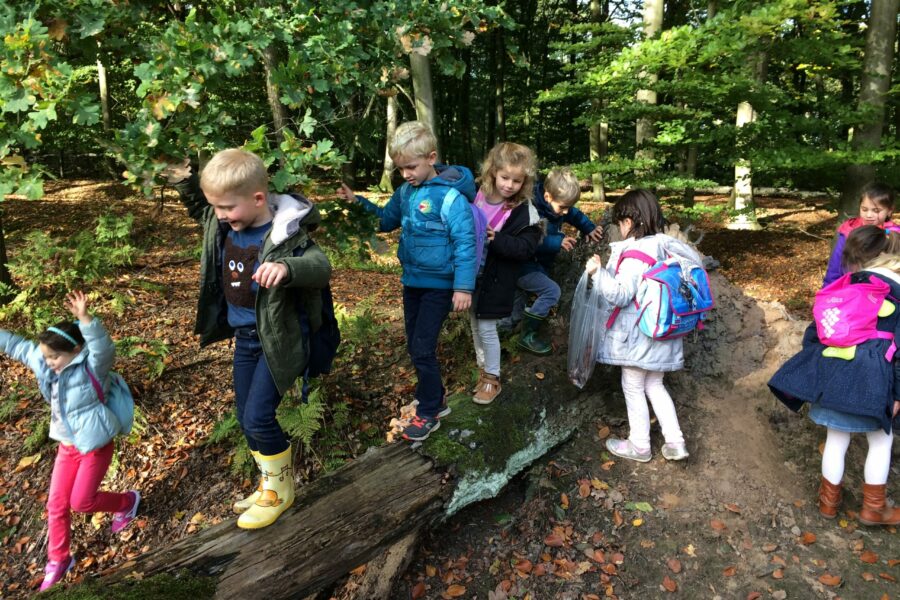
top-left (23, 415), bottom-right (49, 453)
top-left (278, 384), bottom-right (326, 452)
top-left (0, 213), bottom-right (140, 329)
top-left (316, 198), bottom-right (383, 267)
top-left (0, 379), bottom-right (32, 423)
top-left (115, 336), bottom-right (170, 381)
top-left (335, 299), bottom-right (389, 365)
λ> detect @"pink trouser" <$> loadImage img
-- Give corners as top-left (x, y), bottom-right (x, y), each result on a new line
top-left (46, 442), bottom-right (131, 562)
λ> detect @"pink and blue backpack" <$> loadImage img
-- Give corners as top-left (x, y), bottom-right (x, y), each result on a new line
top-left (607, 249), bottom-right (714, 340)
top-left (813, 273), bottom-right (897, 361)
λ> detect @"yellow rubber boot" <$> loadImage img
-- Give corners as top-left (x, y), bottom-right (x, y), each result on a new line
top-left (232, 450), bottom-right (262, 514)
top-left (236, 446), bottom-right (294, 529)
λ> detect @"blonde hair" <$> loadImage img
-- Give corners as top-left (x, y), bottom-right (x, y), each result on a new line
top-left (480, 142), bottom-right (537, 206)
top-left (388, 121), bottom-right (437, 161)
top-left (200, 149), bottom-right (268, 196)
top-left (862, 232), bottom-right (900, 273)
top-left (544, 167), bottom-right (580, 206)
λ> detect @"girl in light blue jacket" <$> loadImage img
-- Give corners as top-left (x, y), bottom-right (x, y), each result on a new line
top-left (0, 291), bottom-right (139, 591)
top-left (586, 190), bottom-right (700, 464)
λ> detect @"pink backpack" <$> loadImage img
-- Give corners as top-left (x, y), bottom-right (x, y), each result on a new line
top-left (813, 273), bottom-right (896, 359)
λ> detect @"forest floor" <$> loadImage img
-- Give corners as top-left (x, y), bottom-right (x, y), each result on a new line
top-left (0, 183), bottom-right (897, 599)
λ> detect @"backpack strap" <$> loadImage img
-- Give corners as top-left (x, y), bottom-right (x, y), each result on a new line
top-left (605, 249), bottom-right (659, 329)
top-left (83, 363), bottom-right (106, 404)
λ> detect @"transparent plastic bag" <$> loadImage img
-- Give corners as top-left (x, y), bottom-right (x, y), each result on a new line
top-left (567, 271), bottom-right (606, 388)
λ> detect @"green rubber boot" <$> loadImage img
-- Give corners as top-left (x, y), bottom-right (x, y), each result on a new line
top-left (518, 311), bottom-right (552, 356)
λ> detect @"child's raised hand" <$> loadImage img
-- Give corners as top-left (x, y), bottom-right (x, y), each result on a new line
top-left (586, 227), bottom-right (603, 243)
top-left (253, 262), bottom-right (289, 288)
top-left (585, 254), bottom-right (603, 275)
top-left (338, 183), bottom-right (357, 203)
top-left (561, 236), bottom-right (577, 252)
top-left (65, 291), bottom-right (91, 323)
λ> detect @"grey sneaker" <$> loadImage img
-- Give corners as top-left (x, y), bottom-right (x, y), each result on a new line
top-left (661, 442), bottom-right (689, 461)
top-left (605, 438), bottom-right (652, 463)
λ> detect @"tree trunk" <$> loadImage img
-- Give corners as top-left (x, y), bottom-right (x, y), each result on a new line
top-left (838, 0), bottom-right (899, 219)
top-left (410, 53), bottom-right (440, 160)
top-left (494, 28), bottom-right (507, 143)
top-left (96, 43), bottom-right (110, 132)
top-left (683, 144), bottom-right (698, 207)
top-left (708, 1), bottom-right (717, 19)
top-left (379, 93), bottom-right (398, 193)
top-left (728, 100), bottom-right (762, 231)
top-left (0, 210), bottom-right (13, 298)
top-left (635, 0), bottom-right (663, 168)
top-left (589, 0), bottom-right (608, 203)
top-left (262, 43), bottom-right (288, 148)
top-left (460, 49), bottom-right (475, 168)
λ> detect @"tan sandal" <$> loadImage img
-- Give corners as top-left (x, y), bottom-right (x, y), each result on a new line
top-left (473, 372), bottom-right (501, 405)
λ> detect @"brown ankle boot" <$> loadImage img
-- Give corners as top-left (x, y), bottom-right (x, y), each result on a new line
top-left (859, 483), bottom-right (900, 526)
top-left (818, 478), bottom-right (842, 519)
top-left (473, 372), bottom-right (501, 405)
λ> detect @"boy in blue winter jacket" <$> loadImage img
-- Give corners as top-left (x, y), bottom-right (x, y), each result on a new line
top-left (339, 121), bottom-right (477, 441)
top-left (508, 167), bottom-right (602, 354)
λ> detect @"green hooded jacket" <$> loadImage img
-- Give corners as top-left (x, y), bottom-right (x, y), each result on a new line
top-left (176, 174), bottom-right (332, 395)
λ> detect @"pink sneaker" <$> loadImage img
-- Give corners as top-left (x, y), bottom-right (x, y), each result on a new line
top-left (39, 556), bottom-right (75, 591)
top-left (111, 490), bottom-right (141, 534)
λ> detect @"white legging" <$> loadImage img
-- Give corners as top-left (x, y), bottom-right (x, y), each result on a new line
top-left (621, 366), bottom-right (684, 449)
top-left (822, 427), bottom-right (893, 486)
top-left (470, 313), bottom-right (501, 377)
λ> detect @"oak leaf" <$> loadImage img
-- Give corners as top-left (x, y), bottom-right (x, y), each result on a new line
top-left (662, 575), bottom-right (677, 592)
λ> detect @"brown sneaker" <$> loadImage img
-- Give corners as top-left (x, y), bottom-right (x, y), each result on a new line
top-left (473, 371), bottom-right (501, 405)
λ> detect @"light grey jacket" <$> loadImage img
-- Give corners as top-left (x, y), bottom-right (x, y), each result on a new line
top-left (595, 234), bottom-right (702, 372)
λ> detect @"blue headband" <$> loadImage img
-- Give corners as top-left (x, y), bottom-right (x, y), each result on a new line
top-left (47, 326), bottom-right (79, 348)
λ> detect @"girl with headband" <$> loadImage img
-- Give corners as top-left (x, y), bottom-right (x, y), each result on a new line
top-left (0, 291), bottom-right (139, 591)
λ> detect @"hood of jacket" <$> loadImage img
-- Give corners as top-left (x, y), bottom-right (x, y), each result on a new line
top-left (429, 164), bottom-right (477, 202)
top-left (267, 192), bottom-right (320, 246)
top-left (838, 217), bottom-right (898, 237)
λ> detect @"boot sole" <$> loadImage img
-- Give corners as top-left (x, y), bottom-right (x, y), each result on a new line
top-left (236, 496), bottom-right (295, 529)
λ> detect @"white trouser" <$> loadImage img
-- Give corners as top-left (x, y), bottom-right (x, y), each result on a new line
top-left (470, 313), bottom-right (501, 377)
top-left (621, 366), bottom-right (684, 449)
top-left (822, 428), bottom-right (893, 485)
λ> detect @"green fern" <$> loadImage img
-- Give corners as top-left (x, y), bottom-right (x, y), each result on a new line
top-left (231, 438), bottom-right (255, 477)
top-left (207, 411), bottom-right (240, 445)
top-left (279, 387), bottom-right (325, 451)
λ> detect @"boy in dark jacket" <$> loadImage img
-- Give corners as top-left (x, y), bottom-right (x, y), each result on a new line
top-left (509, 167), bottom-right (602, 354)
top-left (173, 149), bottom-right (332, 530)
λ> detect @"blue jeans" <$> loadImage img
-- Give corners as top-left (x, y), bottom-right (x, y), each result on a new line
top-left (510, 271), bottom-right (561, 321)
top-left (402, 287), bottom-right (453, 419)
top-left (233, 328), bottom-right (289, 456)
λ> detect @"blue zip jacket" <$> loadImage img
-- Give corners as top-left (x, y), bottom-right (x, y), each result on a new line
top-left (357, 165), bottom-right (478, 291)
top-left (522, 180), bottom-right (598, 276)
top-left (0, 319), bottom-right (122, 453)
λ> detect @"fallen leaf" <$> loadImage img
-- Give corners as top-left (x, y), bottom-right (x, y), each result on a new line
top-left (878, 572), bottom-right (896, 582)
top-left (426, 564), bottom-right (437, 577)
top-left (762, 543), bottom-right (778, 552)
top-left (533, 563), bottom-right (546, 576)
top-left (613, 510), bottom-right (623, 527)
top-left (544, 532), bottom-right (565, 547)
top-left (772, 569), bottom-right (784, 579)
top-left (515, 560), bottom-right (533, 575)
top-left (14, 453), bottom-right (41, 473)
top-left (710, 518), bottom-right (727, 531)
top-left (662, 575), bottom-right (677, 592)
top-left (592, 549), bottom-right (606, 563)
top-left (723, 566), bottom-right (736, 577)
top-left (725, 503), bottom-right (742, 513)
top-left (888, 559), bottom-right (900, 567)
top-left (445, 584), bottom-right (467, 597)
top-left (578, 480), bottom-right (591, 498)
top-left (411, 582), bottom-right (426, 599)
top-left (667, 558), bottom-right (682, 573)
top-left (862, 572), bottom-right (876, 581)
top-left (597, 425), bottom-right (610, 439)
top-left (818, 574), bottom-right (841, 586)
top-left (683, 544), bottom-right (696, 557)
top-left (800, 532), bottom-right (817, 545)
top-left (747, 593), bottom-right (762, 600)
top-left (641, 539), bottom-right (656, 549)
top-left (560, 493), bottom-right (569, 509)
top-left (860, 550), bottom-right (878, 564)
top-left (350, 565), bottom-right (366, 576)
top-left (591, 478), bottom-right (608, 490)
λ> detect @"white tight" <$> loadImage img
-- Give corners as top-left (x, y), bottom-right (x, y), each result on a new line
top-left (470, 313), bottom-right (501, 377)
top-left (822, 427), bottom-right (893, 485)
top-left (621, 366), bottom-right (684, 449)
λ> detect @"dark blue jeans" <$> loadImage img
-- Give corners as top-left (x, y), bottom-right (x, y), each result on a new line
top-left (233, 328), bottom-right (289, 456)
top-left (402, 286), bottom-right (453, 419)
